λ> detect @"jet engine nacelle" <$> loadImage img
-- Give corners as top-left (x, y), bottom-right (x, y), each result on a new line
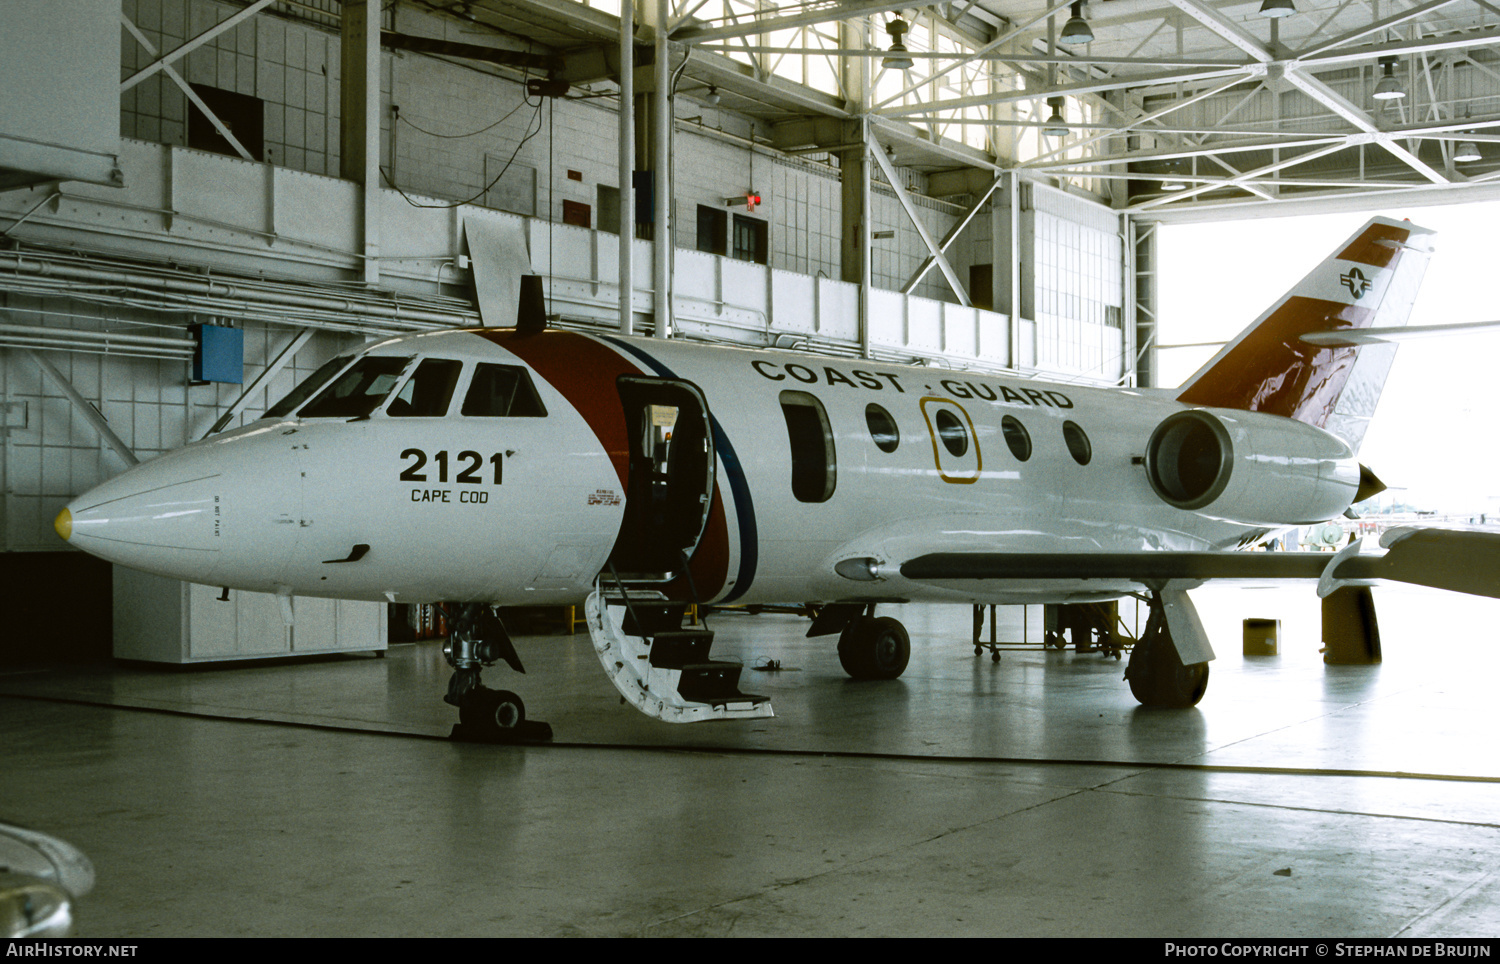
top-left (1144, 409), bottom-right (1361, 527)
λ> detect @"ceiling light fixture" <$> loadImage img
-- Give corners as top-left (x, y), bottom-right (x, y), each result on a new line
top-left (1259, 0), bottom-right (1295, 18)
top-left (704, 85), bottom-right (720, 106)
top-left (1043, 97), bottom-right (1069, 137)
top-left (1373, 57), bottom-right (1405, 101)
top-left (883, 16), bottom-right (914, 70)
top-left (1455, 141), bottom-right (1482, 162)
top-left (1059, 2), bottom-right (1093, 45)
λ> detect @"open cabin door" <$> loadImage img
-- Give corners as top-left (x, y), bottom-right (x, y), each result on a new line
top-left (608, 377), bottom-right (716, 581)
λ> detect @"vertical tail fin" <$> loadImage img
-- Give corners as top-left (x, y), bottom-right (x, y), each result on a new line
top-left (1175, 216), bottom-right (1435, 453)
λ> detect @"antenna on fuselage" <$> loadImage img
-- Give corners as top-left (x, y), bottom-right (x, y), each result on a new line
top-left (516, 274), bottom-right (547, 334)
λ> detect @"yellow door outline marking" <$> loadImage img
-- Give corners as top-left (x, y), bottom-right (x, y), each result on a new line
top-left (919, 396), bottom-right (982, 484)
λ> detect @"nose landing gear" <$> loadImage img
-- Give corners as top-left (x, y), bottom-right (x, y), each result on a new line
top-left (443, 604), bottom-right (552, 743)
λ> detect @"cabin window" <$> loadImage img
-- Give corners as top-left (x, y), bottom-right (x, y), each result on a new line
top-left (462, 364), bottom-right (548, 417)
top-left (264, 355), bottom-right (354, 418)
top-left (934, 409), bottom-right (969, 458)
top-left (866, 404), bottom-right (899, 453)
top-left (1063, 420), bottom-right (1092, 465)
top-left (1002, 415), bottom-right (1032, 462)
top-left (299, 356), bottom-right (411, 419)
top-left (779, 391), bottom-right (836, 503)
top-left (386, 359), bottom-right (463, 417)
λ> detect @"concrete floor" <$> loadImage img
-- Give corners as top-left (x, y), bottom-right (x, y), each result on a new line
top-left (2, 584), bottom-right (1498, 937)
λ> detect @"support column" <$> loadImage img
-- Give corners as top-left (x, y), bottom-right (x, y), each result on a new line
top-left (1134, 220), bottom-right (1160, 388)
top-left (618, 0), bottom-right (635, 334)
top-left (650, 0), bottom-right (672, 339)
top-left (838, 19), bottom-right (871, 355)
top-left (340, 1), bottom-right (382, 285)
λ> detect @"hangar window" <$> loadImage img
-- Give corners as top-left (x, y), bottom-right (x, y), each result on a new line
top-left (865, 404), bottom-right (899, 453)
top-left (934, 409), bottom-right (969, 458)
top-left (264, 355), bottom-right (354, 418)
top-left (462, 364), bottom-right (548, 417)
top-left (299, 356), bottom-right (411, 419)
top-left (1063, 420), bottom-right (1092, 466)
top-left (779, 391), bottom-right (836, 503)
top-left (386, 359), bottom-right (463, 417)
top-left (1001, 415), bottom-right (1031, 462)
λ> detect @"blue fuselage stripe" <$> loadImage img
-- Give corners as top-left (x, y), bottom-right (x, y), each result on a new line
top-left (598, 335), bottom-right (758, 603)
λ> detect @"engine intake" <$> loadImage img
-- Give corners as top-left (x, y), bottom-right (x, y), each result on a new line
top-left (1145, 410), bottom-right (1232, 511)
top-left (1143, 408), bottom-right (1361, 526)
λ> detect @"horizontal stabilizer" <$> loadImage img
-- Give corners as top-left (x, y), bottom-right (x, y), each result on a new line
top-left (1360, 527), bottom-right (1500, 599)
top-left (1301, 319), bottom-right (1500, 347)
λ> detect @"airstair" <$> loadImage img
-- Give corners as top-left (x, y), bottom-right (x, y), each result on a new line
top-left (585, 581), bottom-right (774, 723)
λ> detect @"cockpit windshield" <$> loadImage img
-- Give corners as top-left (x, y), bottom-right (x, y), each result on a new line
top-left (299, 356), bottom-right (412, 419)
top-left (264, 355), bottom-right (354, 418)
top-left (386, 358), bottom-right (463, 417)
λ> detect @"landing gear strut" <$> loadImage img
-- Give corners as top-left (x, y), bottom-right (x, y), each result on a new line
top-left (443, 604), bottom-right (551, 742)
top-left (1124, 593), bottom-right (1210, 708)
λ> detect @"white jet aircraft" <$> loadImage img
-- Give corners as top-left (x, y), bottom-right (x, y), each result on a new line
top-left (53, 216), bottom-right (1500, 739)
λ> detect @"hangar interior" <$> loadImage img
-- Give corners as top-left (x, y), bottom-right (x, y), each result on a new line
top-left (3, 0), bottom-right (1500, 938)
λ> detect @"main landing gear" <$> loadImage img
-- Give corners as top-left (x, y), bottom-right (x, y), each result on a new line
top-left (443, 604), bottom-right (552, 743)
top-left (809, 604), bottom-right (911, 680)
top-left (1123, 592), bottom-right (1210, 708)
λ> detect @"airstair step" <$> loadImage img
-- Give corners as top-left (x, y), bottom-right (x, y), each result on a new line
top-left (678, 662), bottom-right (769, 707)
top-left (648, 630), bottom-right (715, 668)
top-left (619, 602), bottom-right (692, 636)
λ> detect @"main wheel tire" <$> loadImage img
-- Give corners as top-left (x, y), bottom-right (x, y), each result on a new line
top-left (460, 687), bottom-right (527, 735)
top-left (1126, 635), bottom-right (1209, 708)
top-left (837, 616), bottom-right (910, 680)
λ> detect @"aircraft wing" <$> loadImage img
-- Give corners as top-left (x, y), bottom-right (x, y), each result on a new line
top-left (898, 527), bottom-right (1500, 601)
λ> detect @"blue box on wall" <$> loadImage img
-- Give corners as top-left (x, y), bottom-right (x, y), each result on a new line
top-left (191, 324), bottom-right (243, 384)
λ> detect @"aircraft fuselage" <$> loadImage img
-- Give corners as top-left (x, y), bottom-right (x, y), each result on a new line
top-left (61, 327), bottom-right (1363, 609)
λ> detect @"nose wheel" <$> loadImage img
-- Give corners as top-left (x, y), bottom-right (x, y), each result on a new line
top-left (443, 604), bottom-right (552, 743)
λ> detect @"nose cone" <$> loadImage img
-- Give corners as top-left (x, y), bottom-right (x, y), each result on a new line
top-left (64, 457), bottom-right (223, 580)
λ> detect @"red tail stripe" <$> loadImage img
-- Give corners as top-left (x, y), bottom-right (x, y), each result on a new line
top-left (1336, 222), bottom-right (1411, 269)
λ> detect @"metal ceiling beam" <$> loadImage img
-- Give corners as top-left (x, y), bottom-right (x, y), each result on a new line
top-left (1281, 69), bottom-right (1450, 183)
top-left (1297, 26), bottom-right (1500, 68)
top-left (121, 0), bottom-right (279, 91)
top-left (24, 350), bottom-right (140, 467)
top-left (121, 15), bottom-right (256, 161)
top-left (694, 45), bottom-right (1247, 68)
top-left (902, 172), bottom-right (1005, 292)
top-left (1160, 0), bottom-right (1273, 64)
top-left (866, 128), bottom-right (969, 305)
top-left (1294, 0), bottom-right (1462, 61)
top-left (1027, 134), bottom-right (1347, 170)
top-left (873, 0), bottom-right (1075, 112)
top-left (1024, 76), bottom-right (1245, 167)
top-left (673, 0), bottom-right (911, 43)
top-left (1128, 140), bottom-right (1351, 211)
top-left (877, 65), bottom-right (1252, 117)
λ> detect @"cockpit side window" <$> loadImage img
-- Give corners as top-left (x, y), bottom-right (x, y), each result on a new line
top-left (299, 356), bottom-right (411, 419)
top-left (461, 364), bottom-right (548, 417)
top-left (386, 359), bottom-right (463, 417)
top-left (264, 355), bottom-right (354, 418)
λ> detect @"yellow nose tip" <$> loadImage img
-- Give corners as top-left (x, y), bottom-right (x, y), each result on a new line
top-left (54, 508), bottom-right (72, 542)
